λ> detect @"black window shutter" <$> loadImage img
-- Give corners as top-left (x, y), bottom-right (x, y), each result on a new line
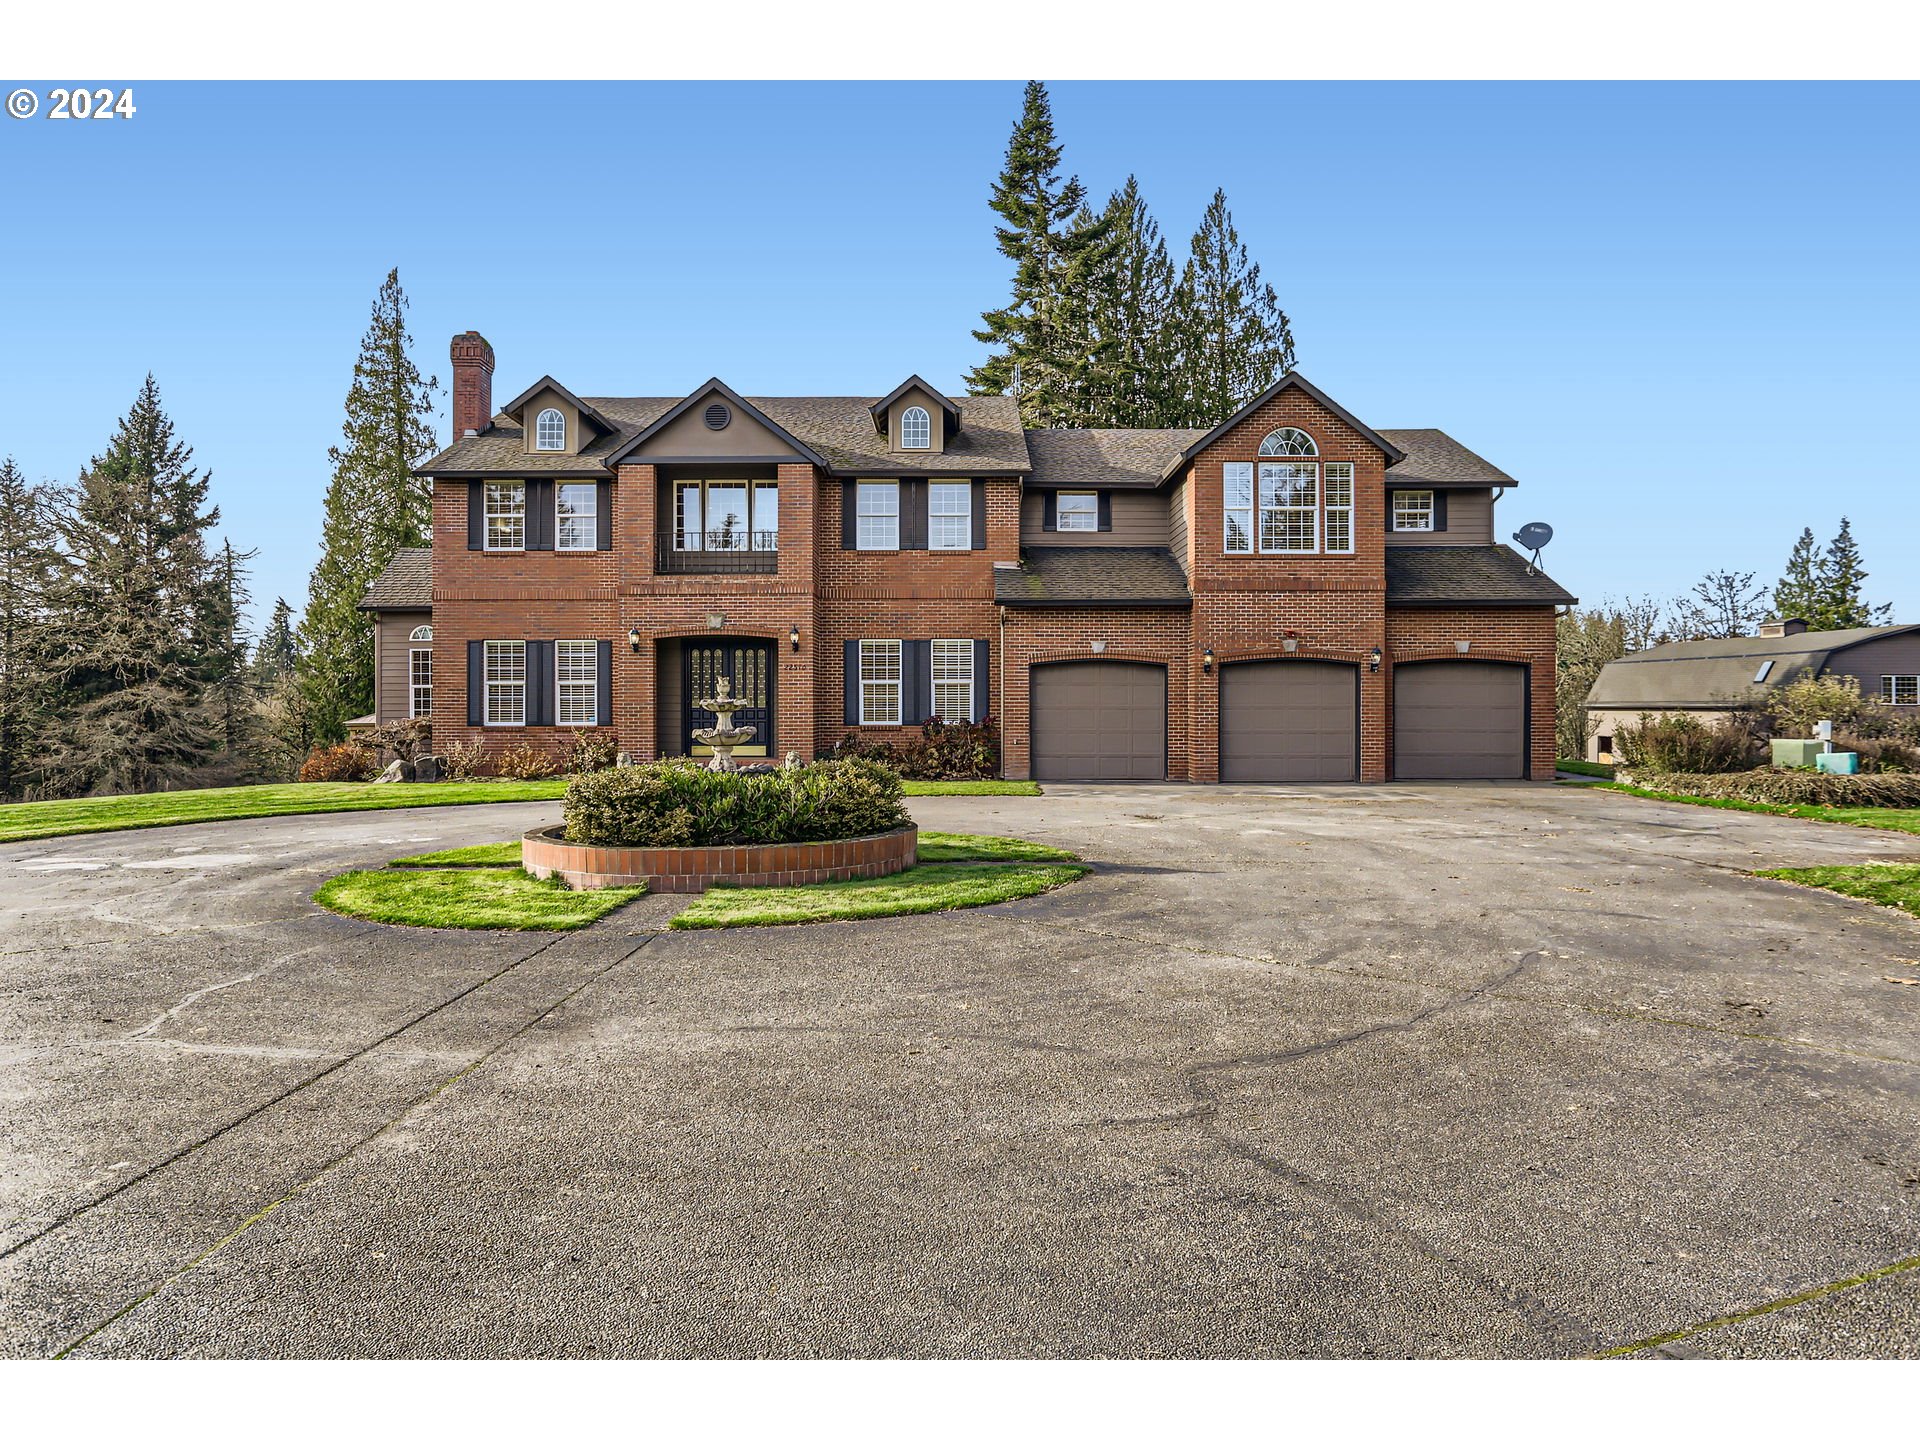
top-left (1433, 492), bottom-right (1449, 533)
top-left (527, 640), bottom-right (554, 726)
top-left (904, 640), bottom-right (931, 726)
top-left (972, 638), bottom-right (990, 722)
top-left (1042, 491), bottom-right (1057, 532)
top-left (467, 481), bottom-right (484, 550)
top-left (843, 640), bottom-right (861, 723)
top-left (526, 480), bottom-right (554, 551)
top-left (900, 480), bottom-right (927, 550)
top-left (467, 641), bottom-right (484, 725)
top-left (842, 481), bottom-right (859, 549)
top-left (970, 481), bottom-right (986, 550)
top-left (596, 481), bottom-right (613, 551)
top-left (596, 640), bottom-right (613, 726)
top-left (1097, 491), bottom-right (1113, 532)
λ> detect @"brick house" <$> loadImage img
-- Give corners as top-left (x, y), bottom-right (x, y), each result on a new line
top-left (359, 330), bottom-right (1575, 782)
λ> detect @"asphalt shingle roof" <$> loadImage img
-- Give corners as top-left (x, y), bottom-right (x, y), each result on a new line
top-left (995, 547), bottom-right (1192, 608)
top-left (1378, 430), bottom-right (1519, 489)
top-left (1023, 428), bottom-right (1202, 488)
top-left (359, 547), bottom-right (433, 610)
top-left (1584, 624), bottom-right (1919, 709)
top-left (1384, 545), bottom-right (1576, 608)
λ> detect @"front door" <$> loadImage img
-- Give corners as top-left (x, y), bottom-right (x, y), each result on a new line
top-left (685, 641), bottom-right (773, 757)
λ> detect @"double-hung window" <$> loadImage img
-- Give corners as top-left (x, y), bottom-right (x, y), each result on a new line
top-left (1391, 489), bottom-right (1434, 533)
top-left (857, 482), bottom-right (899, 550)
top-left (1056, 491), bottom-right (1097, 532)
top-left (1884, 675), bottom-right (1920, 706)
top-left (1323, 463), bottom-right (1355, 554)
top-left (483, 640), bottom-right (526, 726)
top-left (931, 640), bottom-right (974, 723)
top-left (858, 640), bottom-right (902, 724)
top-left (556, 640), bottom-right (598, 726)
top-left (1259, 462), bottom-right (1317, 553)
top-left (1223, 463), bottom-right (1254, 553)
top-left (556, 483), bottom-right (597, 550)
top-left (408, 647), bottom-right (433, 719)
top-left (484, 482), bottom-right (526, 551)
top-left (929, 482), bottom-right (971, 550)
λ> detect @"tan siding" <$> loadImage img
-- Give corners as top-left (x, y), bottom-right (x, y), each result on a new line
top-left (1019, 489), bottom-right (1168, 547)
top-left (374, 611), bottom-right (430, 723)
top-left (1167, 477), bottom-right (1190, 576)
top-left (1386, 488), bottom-right (1495, 546)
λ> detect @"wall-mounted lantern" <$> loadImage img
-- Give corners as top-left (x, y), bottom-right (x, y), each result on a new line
top-left (1201, 646), bottom-right (1215, 675)
top-left (1368, 646), bottom-right (1383, 673)
top-left (790, 624), bottom-right (801, 653)
top-left (627, 626), bottom-right (642, 654)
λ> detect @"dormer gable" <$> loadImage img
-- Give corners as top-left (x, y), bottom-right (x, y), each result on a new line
top-left (605, 379), bottom-right (827, 465)
top-left (498, 376), bottom-right (619, 457)
top-left (871, 376), bottom-right (961, 456)
top-left (1159, 370), bottom-right (1407, 481)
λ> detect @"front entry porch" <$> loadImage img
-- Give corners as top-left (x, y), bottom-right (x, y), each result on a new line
top-left (655, 637), bottom-right (776, 758)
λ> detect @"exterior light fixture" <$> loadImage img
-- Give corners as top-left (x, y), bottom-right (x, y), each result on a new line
top-left (627, 626), bottom-right (641, 654)
top-left (1368, 646), bottom-right (1383, 672)
top-left (790, 624), bottom-right (801, 652)
top-left (1202, 646), bottom-right (1215, 675)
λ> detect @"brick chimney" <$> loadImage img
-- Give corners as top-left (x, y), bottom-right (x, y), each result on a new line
top-left (449, 331), bottom-right (495, 437)
top-left (1758, 617), bottom-right (1809, 638)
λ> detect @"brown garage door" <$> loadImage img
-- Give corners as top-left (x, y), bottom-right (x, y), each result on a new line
top-left (1030, 662), bottom-right (1167, 780)
top-left (1220, 661), bottom-right (1358, 782)
top-left (1393, 661), bottom-right (1527, 779)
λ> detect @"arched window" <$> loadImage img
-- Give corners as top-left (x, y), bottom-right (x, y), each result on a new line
top-left (535, 408), bottom-right (566, 451)
top-left (1257, 427), bottom-right (1317, 457)
top-left (900, 406), bottom-right (931, 449)
top-left (409, 624), bottom-right (434, 642)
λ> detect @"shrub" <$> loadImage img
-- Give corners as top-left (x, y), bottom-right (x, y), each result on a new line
top-left (298, 742), bottom-right (378, 783)
top-left (565, 728), bottom-right (619, 775)
top-left (441, 738), bottom-right (489, 781)
top-left (829, 717), bottom-right (1001, 780)
top-left (493, 741), bottom-right (560, 780)
top-left (563, 757), bottom-right (910, 847)
top-left (1765, 672), bottom-right (1871, 737)
top-left (1613, 712), bottom-right (1763, 775)
top-left (1628, 769), bottom-right (1920, 808)
top-left (1834, 732), bottom-right (1920, 773)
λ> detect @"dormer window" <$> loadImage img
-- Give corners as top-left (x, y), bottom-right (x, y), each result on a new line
top-left (901, 406), bottom-right (931, 450)
top-left (535, 408), bottom-right (566, 451)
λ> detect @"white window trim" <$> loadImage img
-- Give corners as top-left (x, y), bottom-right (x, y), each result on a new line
top-left (931, 638), bottom-right (974, 724)
top-left (857, 482), bottom-right (900, 551)
top-left (408, 623), bottom-right (434, 643)
top-left (1056, 491), bottom-right (1098, 532)
top-left (900, 406), bottom-right (932, 450)
top-left (858, 639), bottom-right (903, 726)
top-left (1258, 461), bottom-right (1318, 554)
top-left (535, 408), bottom-right (566, 452)
top-left (1883, 675), bottom-right (1920, 706)
top-left (1257, 427), bottom-right (1319, 458)
top-left (556, 639), bottom-right (598, 727)
top-left (483, 640), bottom-right (526, 727)
top-left (556, 482), bottom-right (598, 552)
top-left (1223, 462), bottom-right (1254, 554)
top-left (484, 482), bottom-right (526, 552)
top-left (1391, 488), bottom-right (1435, 533)
top-left (929, 481), bottom-right (971, 550)
top-left (1323, 463), bottom-right (1355, 555)
top-left (408, 647), bottom-right (433, 720)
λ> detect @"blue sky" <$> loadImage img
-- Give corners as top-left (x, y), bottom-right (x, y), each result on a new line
top-left (1, 81), bottom-right (1913, 627)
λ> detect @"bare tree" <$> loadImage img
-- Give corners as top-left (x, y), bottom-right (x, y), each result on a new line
top-left (1670, 569), bottom-right (1770, 640)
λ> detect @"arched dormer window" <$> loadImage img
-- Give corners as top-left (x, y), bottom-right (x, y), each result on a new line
top-left (535, 408), bottom-right (566, 451)
top-left (409, 624), bottom-right (434, 642)
top-left (900, 406), bottom-right (931, 450)
top-left (1257, 427), bottom-right (1317, 457)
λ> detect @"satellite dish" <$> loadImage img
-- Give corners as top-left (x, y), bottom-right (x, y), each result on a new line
top-left (1512, 521), bottom-right (1554, 576)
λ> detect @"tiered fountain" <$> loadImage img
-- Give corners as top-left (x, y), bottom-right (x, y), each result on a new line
top-left (691, 674), bottom-right (756, 772)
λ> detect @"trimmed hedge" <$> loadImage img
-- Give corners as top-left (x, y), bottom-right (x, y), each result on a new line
top-left (1622, 769), bottom-right (1920, 808)
top-left (563, 757), bottom-right (912, 847)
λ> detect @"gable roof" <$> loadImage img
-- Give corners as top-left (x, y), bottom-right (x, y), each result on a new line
top-left (358, 547), bottom-right (432, 610)
top-left (1377, 429), bottom-right (1519, 489)
top-left (1385, 545), bottom-right (1577, 608)
top-left (1584, 624), bottom-right (1920, 710)
top-left (1160, 371), bottom-right (1408, 480)
top-left (868, 376), bottom-right (961, 436)
top-left (495, 375), bottom-right (620, 439)
top-left (602, 379), bottom-right (832, 469)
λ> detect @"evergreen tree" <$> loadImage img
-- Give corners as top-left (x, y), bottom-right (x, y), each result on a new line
top-left (1554, 607), bottom-right (1628, 760)
top-left (1769, 527), bottom-right (1824, 625)
top-left (1671, 569), bottom-right (1770, 640)
top-left (204, 539), bottom-right (258, 757)
top-left (1076, 177), bottom-right (1180, 428)
top-left (1169, 189), bottom-right (1296, 427)
top-left (1818, 517), bottom-right (1892, 629)
top-left (40, 377), bottom-right (223, 795)
top-left (253, 597), bottom-right (300, 684)
top-left (300, 268), bottom-right (441, 742)
top-left (966, 82), bottom-right (1115, 427)
top-left (0, 457), bottom-right (59, 798)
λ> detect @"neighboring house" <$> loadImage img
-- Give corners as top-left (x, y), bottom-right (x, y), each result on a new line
top-left (359, 330), bottom-right (1576, 782)
top-left (1583, 618), bottom-right (1920, 762)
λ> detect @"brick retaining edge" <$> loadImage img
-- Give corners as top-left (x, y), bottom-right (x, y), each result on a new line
top-left (522, 825), bottom-right (919, 893)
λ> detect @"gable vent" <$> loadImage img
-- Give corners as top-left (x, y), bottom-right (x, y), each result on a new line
top-left (704, 402), bottom-right (731, 431)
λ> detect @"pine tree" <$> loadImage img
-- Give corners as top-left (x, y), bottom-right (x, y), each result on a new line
top-left (1769, 527), bottom-right (1824, 625)
top-left (0, 457), bottom-right (59, 798)
top-left (966, 82), bottom-right (1116, 428)
top-left (300, 268), bottom-right (441, 743)
top-left (203, 539), bottom-right (258, 758)
top-left (1075, 177), bottom-right (1180, 428)
top-left (40, 377), bottom-right (224, 795)
top-left (1817, 517), bottom-right (1892, 629)
top-left (253, 597), bottom-right (300, 685)
top-left (1169, 189), bottom-right (1296, 428)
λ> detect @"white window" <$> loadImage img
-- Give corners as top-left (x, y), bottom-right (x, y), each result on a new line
top-left (409, 623), bottom-right (433, 642)
top-left (859, 639), bottom-right (902, 725)
top-left (1884, 675), bottom-right (1920, 706)
top-left (1223, 463), bottom-right (1254, 553)
top-left (1259, 462), bottom-right (1317, 553)
top-left (929, 482), bottom-right (971, 550)
top-left (535, 408), bottom-right (566, 451)
top-left (1257, 427), bottom-right (1318, 457)
top-left (556, 640), bottom-right (598, 726)
top-left (752, 481), bottom-right (779, 550)
top-left (484, 640), bottom-right (526, 726)
top-left (857, 482), bottom-right (899, 550)
top-left (484, 482), bottom-right (525, 550)
top-left (1324, 463), bottom-right (1354, 554)
top-left (673, 480), bottom-right (776, 551)
top-left (900, 406), bottom-right (931, 449)
top-left (556, 483), bottom-right (597, 550)
top-left (1056, 491), bottom-right (1097, 532)
top-left (1754, 660), bottom-right (1775, 683)
top-left (932, 639), bottom-right (974, 723)
top-left (408, 647), bottom-right (432, 719)
top-left (1391, 489), bottom-right (1435, 533)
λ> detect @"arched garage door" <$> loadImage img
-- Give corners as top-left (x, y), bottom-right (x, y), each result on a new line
top-left (1219, 661), bottom-right (1358, 782)
top-left (1030, 662), bottom-right (1167, 780)
top-left (1393, 661), bottom-right (1528, 779)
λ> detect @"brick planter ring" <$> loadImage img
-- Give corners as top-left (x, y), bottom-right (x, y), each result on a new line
top-left (522, 825), bottom-right (919, 893)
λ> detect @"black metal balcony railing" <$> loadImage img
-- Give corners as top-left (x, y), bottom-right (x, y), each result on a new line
top-left (657, 530), bottom-right (779, 575)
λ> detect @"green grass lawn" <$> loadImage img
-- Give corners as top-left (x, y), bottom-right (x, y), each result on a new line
top-left (1555, 758), bottom-right (1616, 778)
top-left (899, 779), bottom-right (1043, 796)
top-left (1753, 863), bottom-right (1920, 921)
top-left (388, 841), bottom-right (524, 868)
top-left (313, 866), bottom-right (644, 931)
top-left (1590, 782), bottom-right (1920, 836)
top-left (916, 831), bottom-right (1077, 863)
top-left (670, 861), bottom-right (1087, 929)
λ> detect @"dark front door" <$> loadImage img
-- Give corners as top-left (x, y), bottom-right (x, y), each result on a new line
top-left (685, 641), bottom-right (773, 757)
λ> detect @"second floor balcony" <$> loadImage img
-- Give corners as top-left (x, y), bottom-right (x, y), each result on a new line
top-left (658, 528), bottom-right (779, 575)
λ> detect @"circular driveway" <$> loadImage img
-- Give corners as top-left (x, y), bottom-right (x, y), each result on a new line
top-left (2, 783), bottom-right (1917, 1357)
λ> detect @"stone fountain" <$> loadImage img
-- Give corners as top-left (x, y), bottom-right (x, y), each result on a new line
top-left (692, 674), bottom-right (757, 772)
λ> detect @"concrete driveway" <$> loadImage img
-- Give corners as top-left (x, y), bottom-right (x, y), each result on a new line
top-left (2, 783), bottom-right (1917, 1358)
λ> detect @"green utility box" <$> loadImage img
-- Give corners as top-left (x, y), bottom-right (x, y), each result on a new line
top-left (1771, 738), bottom-right (1824, 768)
top-left (1815, 750), bottom-right (1860, 775)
